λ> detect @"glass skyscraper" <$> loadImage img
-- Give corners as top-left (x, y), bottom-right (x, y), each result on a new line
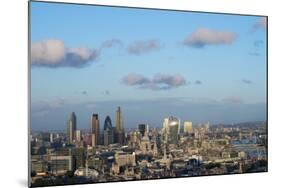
top-left (103, 116), bottom-right (114, 145)
top-left (67, 112), bottom-right (77, 144)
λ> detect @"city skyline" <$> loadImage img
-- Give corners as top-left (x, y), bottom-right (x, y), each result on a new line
top-left (30, 2), bottom-right (266, 131)
top-left (31, 98), bottom-right (266, 131)
top-left (29, 2), bottom-right (267, 187)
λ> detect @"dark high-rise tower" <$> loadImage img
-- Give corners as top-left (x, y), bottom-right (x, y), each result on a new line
top-left (115, 106), bottom-right (123, 131)
top-left (103, 116), bottom-right (114, 146)
top-left (91, 114), bottom-right (99, 146)
top-left (104, 116), bottom-right (113, 130)
top-left (67, 112), bottom-right (77, 144)
top-left (115, 107), bottom-right (124, 144)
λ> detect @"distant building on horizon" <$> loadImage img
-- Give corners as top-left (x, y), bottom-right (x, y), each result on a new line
top-left (138, 124), bottom-right (149, 137)
top-left (66, 112), bottom-right (77, 144)
top-left (203, 122), bottom-right (210, 130)
top-left (91, 114), bottom-right (100, 146)
top-left (50, 133), bottom-right (54, 143)
top-left (184, 121), bottom-right (193, 133)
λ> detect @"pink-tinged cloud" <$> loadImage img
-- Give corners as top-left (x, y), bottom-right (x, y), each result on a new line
top-left (183, 28), bottom-right (237, 48)
top-left (122, 73), bottom-right (150, 85)
top-left (122, 73), bottom-right (186, 90)
top-left (128, 40), bottom-right (161, 55)
top-left (152, 74), bottom-right (186, 88)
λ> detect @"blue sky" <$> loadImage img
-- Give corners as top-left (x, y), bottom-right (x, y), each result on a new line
top-left (30, 2), bottom-right (267, 131)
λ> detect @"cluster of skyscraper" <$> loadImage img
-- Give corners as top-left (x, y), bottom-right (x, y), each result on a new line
top-left (162, 117), bottom-right (194, 145)
top-left (66, 106), bottom-right (125, 147)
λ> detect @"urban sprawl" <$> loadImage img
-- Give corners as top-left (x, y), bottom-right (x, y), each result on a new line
top-left (30, 106), bottom-right (267, 186)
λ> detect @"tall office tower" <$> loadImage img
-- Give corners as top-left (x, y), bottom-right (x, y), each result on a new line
top-left (184, 121), bottom-right (193, 133)
top-left (104, 116), bottom-right (113, 130)
top-left (75, 130), bottom-right (81, 142)
top-left (115, 106), bottom-right (124, 144)
top-left (103, 116), bottom-right (114, 146)
top-left (67, 112), bottom-right (77, 144)
top-left (91, 114), bottom-right (100, 146)
top-left (163, 116), bottom-right (180, 145)
top-left (116, 106), bottom-right (123, 131)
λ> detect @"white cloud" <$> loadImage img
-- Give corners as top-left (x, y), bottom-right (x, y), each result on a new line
top-left (31, 39), bottom-right (65, 64)
top-left (31, 39), bottom-right (99, 68)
